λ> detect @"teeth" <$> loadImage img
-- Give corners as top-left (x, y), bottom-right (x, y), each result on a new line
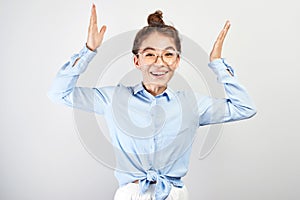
top-left (151, 71), bottom-right (168, 75)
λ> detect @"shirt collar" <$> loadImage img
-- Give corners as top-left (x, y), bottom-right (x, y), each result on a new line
top-left (133, 82), bottom-right (175, 101)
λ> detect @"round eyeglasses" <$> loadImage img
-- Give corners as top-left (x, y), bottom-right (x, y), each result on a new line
top-left (137, 49), bottom-right (180, 66)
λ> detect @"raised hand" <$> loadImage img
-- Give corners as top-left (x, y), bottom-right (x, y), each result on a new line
top-left (86, 4), bottom-right (107, 51)
top-left (209, 20), bottom-right (231, 62)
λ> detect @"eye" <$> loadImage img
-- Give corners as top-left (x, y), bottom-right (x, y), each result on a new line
top-left (164, 52), bottom-right (175, 57)
top-left (144, 52), bottom-right (156, 57)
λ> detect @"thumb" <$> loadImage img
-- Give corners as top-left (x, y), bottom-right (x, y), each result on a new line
top-left (99, 25), bottom-right (107, 36)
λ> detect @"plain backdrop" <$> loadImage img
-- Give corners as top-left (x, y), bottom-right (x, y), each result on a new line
top-left (0, 0), bottom-right (300, 199)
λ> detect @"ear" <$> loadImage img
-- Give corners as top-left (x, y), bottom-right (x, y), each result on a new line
top-left (133, 55), bottom-right (141, 69)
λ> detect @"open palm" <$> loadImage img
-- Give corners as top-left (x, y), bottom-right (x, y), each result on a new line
top-left (86, 4), bottom-right (106, 51)
top-left (210, 21), bottom-right (231, 62)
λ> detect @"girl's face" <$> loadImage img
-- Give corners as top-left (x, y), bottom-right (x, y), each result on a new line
top-left (134, 32), bottom-right (180, 88)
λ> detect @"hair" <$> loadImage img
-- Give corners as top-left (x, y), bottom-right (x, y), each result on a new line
top-left (132, 10), bottom-right (181, 55)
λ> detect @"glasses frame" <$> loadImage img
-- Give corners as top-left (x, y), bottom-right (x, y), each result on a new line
top-left (136, 48), bottom-right (181, 66)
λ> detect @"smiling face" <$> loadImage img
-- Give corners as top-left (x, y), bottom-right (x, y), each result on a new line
top-left (134, 32), bottom-right (180, 88)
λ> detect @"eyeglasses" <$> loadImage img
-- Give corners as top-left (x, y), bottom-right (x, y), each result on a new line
top-left (137, 49), bottom-right (180, 65)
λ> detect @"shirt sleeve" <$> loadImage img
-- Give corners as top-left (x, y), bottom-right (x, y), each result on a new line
top-left (197, 58), bottom-right (257, 126)
top-left (47, 45), bottom-right (111, 115)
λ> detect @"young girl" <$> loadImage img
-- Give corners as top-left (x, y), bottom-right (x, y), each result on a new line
top-left (48, 4), bottom-right (256, 200)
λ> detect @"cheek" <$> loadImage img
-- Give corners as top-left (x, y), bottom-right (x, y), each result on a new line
top-left (140, 66), bottom-right (150, 73)
top-left (169, 64), bottom-right (178, 71)
top-left (170, 59), bottom-right (180, 71)
top-left (170, 66), bottom-right (176, 71)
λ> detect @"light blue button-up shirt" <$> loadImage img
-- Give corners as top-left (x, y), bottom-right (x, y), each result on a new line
top-left (48, 45), bottom-right (256, 199)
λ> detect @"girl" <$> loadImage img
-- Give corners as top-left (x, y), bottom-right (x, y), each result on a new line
top-left (48, 4), bottom-right (256, 200)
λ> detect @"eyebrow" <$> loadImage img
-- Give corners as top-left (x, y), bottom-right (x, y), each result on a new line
top-left (141, 46), bottom-right (176, 51)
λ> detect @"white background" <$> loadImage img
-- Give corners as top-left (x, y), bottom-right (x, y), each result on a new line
top-left (1, 0), bottom-right (300, 199)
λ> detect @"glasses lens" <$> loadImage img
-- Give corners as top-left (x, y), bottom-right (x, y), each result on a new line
top-left (162, 50), bottom-right (177, 65)
top-left (143, 51), bottom-right (157, 64)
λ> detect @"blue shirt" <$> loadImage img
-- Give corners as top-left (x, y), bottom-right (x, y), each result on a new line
top-left (48, 45), bottom-right (256, 199)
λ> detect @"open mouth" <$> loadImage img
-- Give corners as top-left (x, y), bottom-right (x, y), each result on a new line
top-left (150, 71), bottom-right (168, 77)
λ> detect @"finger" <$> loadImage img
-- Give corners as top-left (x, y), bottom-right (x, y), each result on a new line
top-left (220, 20), bottom-right (231, 41)
top-left (218, 21), bottom-right (230, 42)
top-left (223, 20), bottom-right (231, 29)
top-left (211, 23), bottom-right (228, 52)
top-left (216, 27), bottom-right (226, 43)
top-left (89, 4), bottom-right (97, 25)
top-left (95, 25), bottom-right (107, 46)
top-left (98, 25), bottom-right (107, 37)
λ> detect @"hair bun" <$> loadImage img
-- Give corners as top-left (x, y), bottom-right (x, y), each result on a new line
top-left (147, 10), bottom-right (165, 27)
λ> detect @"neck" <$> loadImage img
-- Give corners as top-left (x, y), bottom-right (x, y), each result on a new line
top-left (142, 82), bottom-right (167, 96)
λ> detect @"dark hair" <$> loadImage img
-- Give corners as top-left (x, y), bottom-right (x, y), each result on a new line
top-left (132, 10), bottom-right (181, 55)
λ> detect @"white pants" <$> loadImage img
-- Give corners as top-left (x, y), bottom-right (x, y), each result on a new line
top-left (114, 183), bottom-right (189, 200)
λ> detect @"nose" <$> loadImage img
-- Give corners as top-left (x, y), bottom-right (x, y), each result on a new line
top-left (154, 55), bottom-right (165, 65)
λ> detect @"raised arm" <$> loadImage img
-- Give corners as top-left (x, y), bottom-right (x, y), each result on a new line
top-left (73, 4), bottom-right (106, 66)
top-left (198, 21), bottom-right (257, 126)
top-left (47, 4), bottom-right (111, 115)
